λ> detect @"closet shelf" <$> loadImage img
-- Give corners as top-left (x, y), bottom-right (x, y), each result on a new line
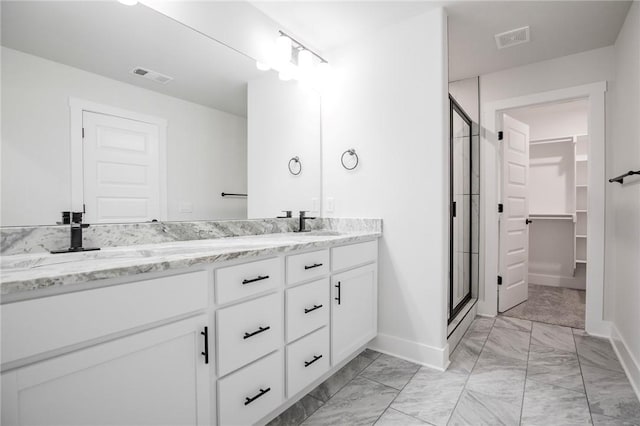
top-left (576, 210), bottom-right (587, 213)
top-left (576, 185), bottom-right (588, 188)
top-left (529, 213), bottom-right (575, 220)
top-left (576, 259), bottom-right (587, 264)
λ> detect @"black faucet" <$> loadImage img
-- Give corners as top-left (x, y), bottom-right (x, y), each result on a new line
top-left (51, 212), bottom-right (100, 254)
top-left (277, 210), bottom-right (293, 218)
top-left (296, 210), bottom-right (316, 233)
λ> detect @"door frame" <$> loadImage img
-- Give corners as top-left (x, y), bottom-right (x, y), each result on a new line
top-left (69, 97), bottom-right (168, 221)
top-left (479, 81), bottom-right (609, 336)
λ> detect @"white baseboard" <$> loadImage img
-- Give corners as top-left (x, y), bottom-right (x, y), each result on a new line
top-left (528, 273), bottom-right (586, 290)
top-left (610, 324), bottom-right (640, 401)
top-left (369, 333), bottom-right (448, 371)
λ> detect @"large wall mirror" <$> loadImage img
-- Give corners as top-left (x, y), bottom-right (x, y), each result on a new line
top-left (1, 1), bottom-right (321, 226)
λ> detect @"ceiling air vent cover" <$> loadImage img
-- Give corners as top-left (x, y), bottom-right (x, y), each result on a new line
top-left (495, 26), bottom-right (530, 50)
top-left (131, 67), bottom-right (173, 85)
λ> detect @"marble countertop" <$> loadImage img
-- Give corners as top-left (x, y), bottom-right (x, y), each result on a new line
top-left (1, 230), bottom-right (380, 299)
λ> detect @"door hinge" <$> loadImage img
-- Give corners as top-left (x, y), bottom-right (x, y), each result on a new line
top-left (452, 201), bottom-right (457, 218)
top-left (83, 203), bottom-right (86, 214)
top-left (498, 203), bottom-right (504, 213)
top-left (82, 128), bottom-right (85, 138)
top-left (497, 275), bottom-right (503, 285)
top-left (498, 131), bottom-right (503, 141)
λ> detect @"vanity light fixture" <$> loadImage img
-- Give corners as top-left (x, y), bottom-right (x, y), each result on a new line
top-left (118, 0), bottom-right (138, 6)
top-left (257, 30), bottom-right (330, 87)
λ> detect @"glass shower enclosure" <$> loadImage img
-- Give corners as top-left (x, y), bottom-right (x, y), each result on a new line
top-left (449, 94), bottom-right (479, 323)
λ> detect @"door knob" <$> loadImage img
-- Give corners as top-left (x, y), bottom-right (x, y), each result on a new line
top-left (525, 218), bottom-right (533, 225)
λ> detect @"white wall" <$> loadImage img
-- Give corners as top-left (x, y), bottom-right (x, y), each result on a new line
top-left (1, 47), bottom-right (247, 226)
top-left (478, 46), bottom-right (615, 318)
top-left (247, 73), bottom-right (321, 218)
top-left (508, 100), bottom-right (588, 141)
top-left (322, 8), bottom-right (449, 368)
top-left (610, 0), bottom-right (640, 393)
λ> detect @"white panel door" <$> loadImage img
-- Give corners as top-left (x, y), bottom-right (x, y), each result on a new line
top-left (499, 115), bottom-right (530, 312)
top-left (1, 315), bottom-right (211, 426)
top-left (82, 111), bottom-right (161, 223)
top-left (331, 264), bottom-right (377, 364)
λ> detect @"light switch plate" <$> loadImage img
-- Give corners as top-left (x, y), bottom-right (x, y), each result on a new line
top-left (326, 197), bottom-right (335, 213)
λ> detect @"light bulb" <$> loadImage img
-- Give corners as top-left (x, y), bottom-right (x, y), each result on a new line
top-left (298, 49), bottom-right (313, 72)
top-left (256, 61), bottom-right (270, 71)
top-left (276, 35), bottom-right (292, 64)
top-left (118, 0), bottom-right (138, 5)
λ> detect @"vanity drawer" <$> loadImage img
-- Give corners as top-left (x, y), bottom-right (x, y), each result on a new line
top-left (1, 271), bottom-right (208, 367)
top-left (331, 240), bottom-right (378, 272)
top-left (218, 351), bottom-right (283, 426)
top-left (216, 293), bottom-right (282, 377)
top-left (215, 257), bottom-right (281, 305)
top-left (286, 249), bottom-right (330, 285)
top-left (286, 278), bottom-right (329, 343)
top-left (286, 327), bottom-right (329, 398)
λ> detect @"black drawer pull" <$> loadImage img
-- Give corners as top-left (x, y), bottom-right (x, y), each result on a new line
top-left (304, 304), bottom-right (323, 314)
top-left (304, 354), bottom-right (323, 367)
top-left (244, 387), bottom-right (271, 406)
top-left (201, 326), bottom-right (209, 364)
top-left (242, 275), bottom-right (269, 285)
top-left (304, 263), bottom-right (323, 270)
top-left (335, 282), bottom-right (341, 305)
top-left (244, 326), bottom-right (271, 339)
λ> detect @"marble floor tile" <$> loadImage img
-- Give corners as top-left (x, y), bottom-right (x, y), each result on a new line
top-left (581, 363), bottom-right (640, 422)
top-left (468, 316), bottom-right (495, 333)
top-left (482, 325), bottom-right (531, 361)
top-left (501, 284), bottom-right (585, 329)
top-left (448, 388), bottom-right (520, 426)
top-left (591, 413), bottom-right (640, 426)
top-left (267, 395), bottom-right (324, 426)
top-left (302, 376), bottom-right (397, 426)
top-left (308, 352), bottom-right (375, 402)
top-left (362, 348), bottom-right (383, 361)
top-left (374, 408), bottom-right (430, 425)
top-left (494, 316), bottom-right (532, 332)
top-left (573, 328), bottom-right (590, 337)
top-left (466, 351), bottom-right (527, 406)
top-left (361, 353), bottom-right (421, 390)
top-left (527, 344), bottom-right (585, 393)
top-left (575, 334), bottom-right (624, 372)
top-left (521, 379), bottom-right (592, 425)
top-left (531, 322), bottom-right (576, 353)
top-left (448, 330), bottom-right (487, 374)
top-left (391, 367), bottom-right (468, 426)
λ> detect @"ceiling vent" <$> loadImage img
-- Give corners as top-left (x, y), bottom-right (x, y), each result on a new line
top-left (495, 26), bottom-right (530, 50)
top-left (131, 67), bottom-right (173, 85)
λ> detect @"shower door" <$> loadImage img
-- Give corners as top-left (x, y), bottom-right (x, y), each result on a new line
top-left (449, 95), bottom-right (474, 322)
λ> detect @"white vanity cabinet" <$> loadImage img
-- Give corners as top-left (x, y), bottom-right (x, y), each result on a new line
top-left (1, 236), bottom-right (379, 426)
top-left (1, 315), bottom-right (211, 426)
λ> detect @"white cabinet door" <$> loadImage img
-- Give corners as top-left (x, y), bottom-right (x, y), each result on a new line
top-left (1, 315), bottom-right (211, 426)
top-left (331, 264), bottom-right (377, 364)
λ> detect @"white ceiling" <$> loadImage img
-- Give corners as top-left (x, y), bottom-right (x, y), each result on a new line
top-left (251, 0), bottom-right (632, 81)
top-left (1, 1), bottom-right (264, 117)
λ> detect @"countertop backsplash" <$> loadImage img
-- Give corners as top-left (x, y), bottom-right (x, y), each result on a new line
top-left (1, 218), bottom-right (382, 256)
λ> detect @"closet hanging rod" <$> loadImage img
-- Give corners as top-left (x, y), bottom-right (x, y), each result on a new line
top-left (608, 170), bottom-right (640, 184)
top-left (529, 137), bottom-right (574, 145)
top-left (221, 192), bottom-right (247, 197)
